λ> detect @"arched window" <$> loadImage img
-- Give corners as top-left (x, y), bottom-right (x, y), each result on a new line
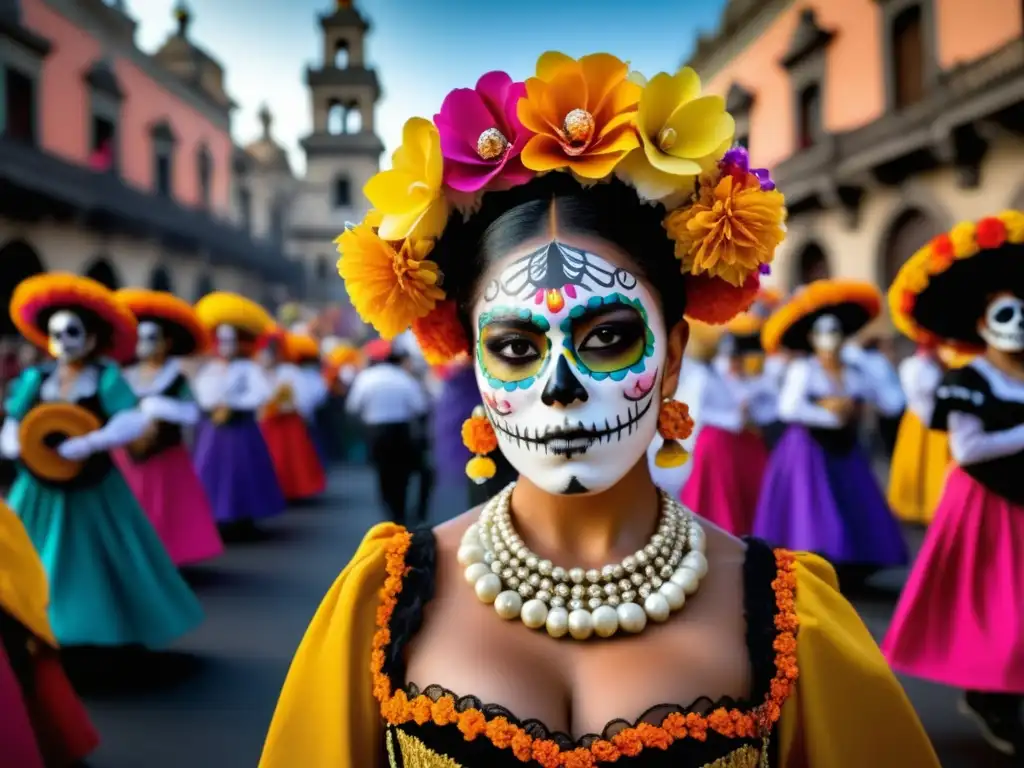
top-left (344, 102), bottom-right (362, 134)
top-left (334, 41), bottom-right (349, 69)
top-left (149, 265), bottom-right (174, 293)
top-left (327, 101), bottom-right (346, 135)
top-left (0, 240), bottom-right (45, 336)
top-left (796, 243), bottom-right (830, 285)
top-left (881, 208), bottom-right (943, 288)
top-left (197, 145), bottom-right (213, 209)
top-left (194, 273), bottom-right (215, 301)
top-left (333, 175), bottom-right (351, 208)
top-left (892, 5), bottom-right (924, 109)
top-left (797, 84), bottom-right (821, 150)
top-left (84, 257), bottom-right (120, 289)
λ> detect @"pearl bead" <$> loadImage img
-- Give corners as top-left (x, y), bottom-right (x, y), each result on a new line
top-left (617, 602), bottom-right (647, 633)
top-left (682, 551), bottom-right (708, 578)
top-left (644, 592), bottom-right (671, 623)
top-left (457, 545), bottom-right (485, 566)
top-left (521, 599), bottom-right (548, 629)
top-left (660, 581), bottom-right (686, 610)
top-left (464, 562), bottom-right (490, 585)
top-left (591, 605), bottom-right (618, 638)
top-left (464, 523), bottom-right (480, 540)
top-left (494, 590), bottom-right (523, 620)
top-left (551, 566), bottom-right (567, 582)
top-left (569, 568), bottom-right (585, 584)
top-left (670, 567), bottom-right (700, 595)
top-left (475, 573), bottom-right (502, 603)
top-left (568, 609), bottom-right (593, 640)
top-left (546, 607), bottom-right (569, 638)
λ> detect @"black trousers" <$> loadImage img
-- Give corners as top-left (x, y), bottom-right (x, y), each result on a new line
top-left (367, 422), bottom-right (416, 525)
top-left (878, 412), bottom-right (903, 457)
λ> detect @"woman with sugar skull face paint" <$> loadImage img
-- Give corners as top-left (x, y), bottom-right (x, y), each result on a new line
top-left (3, 274), bottom-right (203, 649)
top-left (110, 289), bottom-right (223, 566)
top-left (883, 212), bottom-right (1024, 756)
top-left (261, 54), bottom-right (937, 768)
top-left (192, 293), bottom-right (285, 531)
top-left (754, 281), bottom-right (908, 580)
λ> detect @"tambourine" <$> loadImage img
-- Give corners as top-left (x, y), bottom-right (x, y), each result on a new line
top-left (18, 402), bottom-right (101, 483)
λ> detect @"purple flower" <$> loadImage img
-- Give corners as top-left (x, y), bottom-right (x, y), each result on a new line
top-left (759, 263), bottom-right (772, 275)
top-left (720, 145), bottom-right (776, 191)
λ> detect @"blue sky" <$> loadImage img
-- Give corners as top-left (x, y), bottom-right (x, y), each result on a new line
top-left (131, 0), bottom-right (727, 174)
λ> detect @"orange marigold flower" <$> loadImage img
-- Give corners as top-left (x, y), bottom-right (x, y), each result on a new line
top-left (931, 233), bottom-right (954, 260)
top-left (657, 399), bottom-right (694, 441)
top-left (462, 414), bottom-right (498, 454)
top-left (517, 52), bottom-right (642, 180)
top-left (560, 748), bottom-right (597, 768)
top-left (685, 272), bottom-right (761, 326)
top-left (485, 716), bottom-right (517, 749)
top-left (684, 713), bottom-right (708, 741)
top-left (665, 172), bottom-right (786, 287)
top-left (661, 712), bottom-right (688, 739)
top-left (457, 709), bottom-right (488, 740)
top-left (611, 730), bottom-right (643, 757)
top-left (707, 709), bottom-right (734, 736)
top-left (431, 696), bottom-right (459, 726)
top-left (372, 673), bottom-right (391, 701)
top-left (410, 695), bottom-right (433, 725)
top-left (976, 217), bottom-right (1008, 250)
top-left (336, 224), bottom-right (445, 340)
top-left (412, 300), bottom-right (470, 364)
top-left (531, 739), bottom-right (562, 768)
top-left (381, 689), bottom-right (410, 724)
top-left (511, 731), bottom-right (535, 761)
top-left (635, 722), bottom-right (672, 750)
top-left (589, 739), bottom-right (621, 761)
top-left (773, 634), bottom-right (797, 654)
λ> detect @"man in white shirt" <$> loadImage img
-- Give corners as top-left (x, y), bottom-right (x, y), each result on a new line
top-left (346, 342), bottom-right (430, 524)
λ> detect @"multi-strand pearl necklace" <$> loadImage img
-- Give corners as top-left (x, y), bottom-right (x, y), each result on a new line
top-left (457, 484), bottom-right (708, 640)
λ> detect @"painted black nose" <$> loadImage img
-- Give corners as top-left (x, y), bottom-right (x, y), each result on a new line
top-left (541, 355), bottom-right (589, 407)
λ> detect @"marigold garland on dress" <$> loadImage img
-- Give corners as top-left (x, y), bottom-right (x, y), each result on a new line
top-left (335, 51), bottom-right (788, 364)
top-left (371, 531), bottom-right (799, 767)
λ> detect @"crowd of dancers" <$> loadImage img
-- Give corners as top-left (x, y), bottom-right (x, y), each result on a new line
top-left (0, 275), bottom-right (366, 766)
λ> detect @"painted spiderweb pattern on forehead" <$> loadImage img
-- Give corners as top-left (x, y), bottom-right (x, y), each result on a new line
top-left (482, 241), bottom-right (638, 303)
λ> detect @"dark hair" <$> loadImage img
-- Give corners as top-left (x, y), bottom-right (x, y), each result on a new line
top-left (431, 174), bottom-right (688, 336)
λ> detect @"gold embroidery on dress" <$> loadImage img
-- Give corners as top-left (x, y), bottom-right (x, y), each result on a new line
top-left (393, 728), bottom-right (465, 768)
top-left (701, 743), bottom-right (763, 768)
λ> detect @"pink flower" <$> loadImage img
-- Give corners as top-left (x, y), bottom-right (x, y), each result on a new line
top-left (434, 71), bottom-right (534, 193)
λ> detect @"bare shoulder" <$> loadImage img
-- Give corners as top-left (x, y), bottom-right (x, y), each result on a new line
top-left (432, 506), bottom-right (484, 556)
top-left (698, 515), bottom-right (748, 567)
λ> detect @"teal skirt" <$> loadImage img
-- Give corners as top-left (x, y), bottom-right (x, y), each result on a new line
top-left (9, 465), bottom-right (204, 648)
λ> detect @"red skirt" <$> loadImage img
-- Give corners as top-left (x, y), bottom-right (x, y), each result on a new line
top-left (260, 412), bottom-right (327, 501)
top-left (681, 425), bottom-right (768, 536)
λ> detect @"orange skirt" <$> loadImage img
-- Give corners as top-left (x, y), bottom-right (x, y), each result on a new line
top-left (260, 412), bottom-right (326, 501)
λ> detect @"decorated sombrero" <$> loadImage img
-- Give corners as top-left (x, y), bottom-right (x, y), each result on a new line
top-left (724, 311), bottom-right (764, 355)
top-left (325, 342), bottom-right (364, 371)
top-left (362, 338), bottom-right (392, 363)
top-left (889, 211), bottom-right (1024, 352)
top-left (11, 273), bottom-right (138, 363)
top-left (194, 292), bottom-right (274, 338)
top-left (686, 320), bottom-right (725, 362)
top-left (762, 279), bottom-right (882, 355)
top-left (116, 288), bottom-right (209, 357)
top-left (288, 334), bottom-right (321, 365)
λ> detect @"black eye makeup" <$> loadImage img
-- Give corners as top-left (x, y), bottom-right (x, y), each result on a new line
top-left (477, 308), bottom-right (552, 389)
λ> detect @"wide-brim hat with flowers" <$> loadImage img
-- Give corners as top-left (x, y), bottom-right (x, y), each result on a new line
top-left (194, 292), bottom-right (274, 339)
top-left (889, 211), bottom-right (1024, 352)
top-left (288, 334), bottom-right (321, 365)
top-left (11, 273), bottom-right (138, 364)
top-left (724, 311), bottom-right (764, 355)
top-left (116, 288), bottom-right (209, 357)
top-left (335, 52), bottom-right (788, 363)
top-left (762, 280), bottom-right (881, 355)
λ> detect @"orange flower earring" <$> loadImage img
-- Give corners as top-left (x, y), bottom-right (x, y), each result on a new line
top-left (462, 406), bottom-right (499, 484)
top-left (655, 398), bottom-right (694, 468)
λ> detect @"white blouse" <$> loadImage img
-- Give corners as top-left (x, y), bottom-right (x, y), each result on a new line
top-left (948, 358), bottom-right (1024, 466)
top-left (898, 354), bottom-right (943, 425)
top-left (779, 357), bottom-right (870, 429)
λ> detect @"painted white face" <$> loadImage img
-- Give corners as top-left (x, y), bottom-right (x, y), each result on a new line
top-left (810, 313), bottom-right (842, 353)
top-left (216, 324), bottom-right (238, 359)
top-left (980, 294), bottom-right (1024, 352)
top-left (472, 241), bottom-right (665, 496)
top-left (136, 320), bottom-right (163, 361)
top-left (47, 310), bottom-right (91, 362)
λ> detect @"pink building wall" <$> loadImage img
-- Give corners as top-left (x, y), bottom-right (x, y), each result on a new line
top-left (704, 0), bottom-right (1024, 170)
top-left (20, 0), bottom-right (233, 215)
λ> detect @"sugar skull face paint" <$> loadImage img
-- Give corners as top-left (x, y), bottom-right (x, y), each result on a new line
top-left (472, 240), bottom-right (664, 496)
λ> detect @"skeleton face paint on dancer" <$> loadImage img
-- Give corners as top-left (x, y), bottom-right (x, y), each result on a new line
top-left (979, 293), bottom-right (1024, 353)
top-left (47, 310), bottom-right (94, 363)
top-left (809, 314), bottom-right (843, 354)
top-left (472, 239), bottom-right (664, 496)
top-left (216, 324), bottom-right (238, 359)
top-left (136, 321), bottom-right (164, 362)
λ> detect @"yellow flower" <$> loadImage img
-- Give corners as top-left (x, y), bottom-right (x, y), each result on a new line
top-left (998, 209), bottom-right (1024, 243)
top-left (335, 224), bottom-right (445, 339)
top-left (617, 67), bottom-right (735, 201)
top-left (665, 173), bottom-right (786, 287)
top-left (949, 221), bottom-right (979, 259)
top-left (363, 118), bottom-right (450, 241)
top-left (517, 52), bottom-right (642, 180)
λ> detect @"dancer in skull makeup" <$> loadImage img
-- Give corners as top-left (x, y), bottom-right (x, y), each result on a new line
top-left (883, 211), bottom-right (1024, 756)
top-left (289, 333), bottom-right (331, 466)
top-left (192, 292), bottom-right (285, 529)
top-left (753, 280), bottom-right (908, 578)
top-left (257, 329), bottom-right (327, 502)
top-left (112, 289), bottom-right (223, 566)
top-left (261, 54), bottom-right (935, 768)
top-left (2, 274), bottom-right (202, 648)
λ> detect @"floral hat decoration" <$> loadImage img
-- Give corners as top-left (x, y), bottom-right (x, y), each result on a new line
top-left (889, 210), bottom-right (1024, 353)
top-left (11, 273), bottom-right (139, 364)
top-left (761, 279), bottom-right (882, 355)
top-left (336, 52), bottom-right (788, 364)
top-left (116, 288), bottom-right (209, 357)
top-left (194, 292), bottom-right (275, 339)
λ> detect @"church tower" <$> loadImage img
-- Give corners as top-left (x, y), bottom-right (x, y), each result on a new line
top-left (288, 0), bottom-right (383, 305)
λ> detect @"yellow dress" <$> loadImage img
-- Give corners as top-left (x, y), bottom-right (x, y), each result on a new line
top-left (259, 523), bottom-right (939, 768)
top-left (887, 410), bottom-right (951, 525)
top-left (0, 500), bottom-right (55, 647)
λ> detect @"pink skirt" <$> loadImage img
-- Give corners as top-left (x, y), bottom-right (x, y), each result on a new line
top-left (883, 466), bottom-right (1024, 692)
top-left (681, 425), bottom-right (768, 536)
top-left (0, 642), bottom-right (44, 768)
top-left (113, 444), bottom-right (223, 567)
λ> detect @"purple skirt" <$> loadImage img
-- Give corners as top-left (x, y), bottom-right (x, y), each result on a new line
top-left (752, 425), bottom-right (908, 567)
top-left (193, 416), bottom-right (285, 523)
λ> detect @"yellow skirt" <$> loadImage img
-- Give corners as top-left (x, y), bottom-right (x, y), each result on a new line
top-left (887, 410), bottom-right (950, 525)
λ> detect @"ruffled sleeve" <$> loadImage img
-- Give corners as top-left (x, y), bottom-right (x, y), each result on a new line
top-left (777, 553), bottom-right (939, 767)
top-left (98, 363), bottom-right (139, 417)
top-left (4, 367), bottom-right (43, 421)
top-left (259, 523), bottom-right (405, 768)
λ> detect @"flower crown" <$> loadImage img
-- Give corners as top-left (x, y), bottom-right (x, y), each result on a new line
top-left (336, 52), bottom-right (787, 364)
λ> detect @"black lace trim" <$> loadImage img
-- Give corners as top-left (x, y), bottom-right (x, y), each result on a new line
top-left (382, 530), bottom-right (781, 749)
